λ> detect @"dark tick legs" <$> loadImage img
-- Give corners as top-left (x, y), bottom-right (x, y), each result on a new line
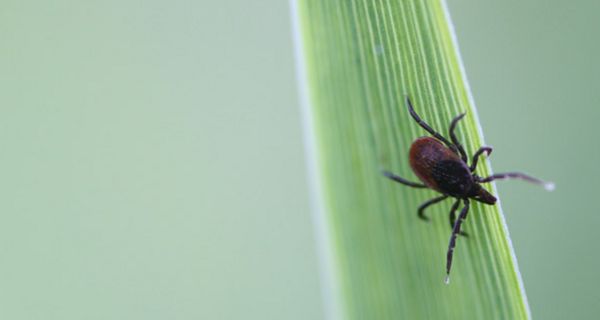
top-left (449, 199), bottom-right (468, 237)
top-left (470, 146), bottom-right (493, 171)
top-left (406, 96), bottom-right (467, 159)
top-left (415, 195), bottom-right (469, 235)
top-left (406, 96), bottom-right (455, 149)
top-left (448, 199), bottom-right (460, 228)
top-left (449, 113), bottom-right (468, 163)
top-left (418, 195), bottom-right (448, 221)
top-left (382, 170), bottom-right (427, 188)
top-left (445, 198), bottom-right (470, 284)
top-left (477, 172), bottom-right (554, 191)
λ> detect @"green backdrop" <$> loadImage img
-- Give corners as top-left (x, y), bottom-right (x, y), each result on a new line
top-left (0, 1), bottom-right (597, 319)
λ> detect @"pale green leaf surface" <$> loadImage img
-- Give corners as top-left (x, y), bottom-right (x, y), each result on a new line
top-left (293, 0), bottom-right (530, 319)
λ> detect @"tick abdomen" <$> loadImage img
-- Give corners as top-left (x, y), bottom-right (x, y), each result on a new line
top-left (409, 137), bottom-right (473, 196)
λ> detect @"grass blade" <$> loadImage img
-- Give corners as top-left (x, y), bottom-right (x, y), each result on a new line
top-left (291, 0), bottom-right (531, 319)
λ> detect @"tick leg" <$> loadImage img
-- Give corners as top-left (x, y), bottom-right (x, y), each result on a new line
top-left (470, 146), bottom-right (493, 172)
top-left (417, 195), bottom-right (448, 221)
top-left (445, 199), bottom-right (470, 284)
top-left (448, 199), bottom-right (460, 228)
top-left (449, 113), bottom-right (468, 162)
top-left (448, 199), bottom-right (468, 237)
top-left (406, 96), bottom-right (454, 149)
top-left (382, 170), bottom-right (427, 188)
top-left (477, 172), bottom-right (555, 191)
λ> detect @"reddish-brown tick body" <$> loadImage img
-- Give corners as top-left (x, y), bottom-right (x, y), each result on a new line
top-left (409, 137), bottom-right (496, 204)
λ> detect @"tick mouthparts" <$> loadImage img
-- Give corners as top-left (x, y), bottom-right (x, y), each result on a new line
top-left (444, 275), bottom-right (450, 285)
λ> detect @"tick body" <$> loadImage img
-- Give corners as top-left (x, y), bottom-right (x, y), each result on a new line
top-left (383, 96), bottom-right (553, 283)
top-left (409, 137), bottom-right (496, 204)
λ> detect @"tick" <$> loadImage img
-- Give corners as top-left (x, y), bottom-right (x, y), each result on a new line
top-left (383, 96), bottom-right (554, 283)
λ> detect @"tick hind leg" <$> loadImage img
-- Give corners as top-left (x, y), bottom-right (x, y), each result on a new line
top-left (405, 96), bottom-right (454, 149)
top-left (417, 195), bottom-right (448, 221)
top-left (382, 170), bottom-right (427, 188)
top-left (406, 96), bottom-right (467, 159)
top-left (448, 113), bottom-right (468, 162)
top-left (445, 199), bottom-right (470, 284)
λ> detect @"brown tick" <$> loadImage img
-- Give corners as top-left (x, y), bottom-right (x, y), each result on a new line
top-left (383, 96), bottom-right (554, 283)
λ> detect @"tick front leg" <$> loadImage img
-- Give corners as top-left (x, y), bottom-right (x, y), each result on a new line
top-left (448, 199), bottom-right (468, 237)
top-left (382, 170), bottom-right (427, 188)
top-left (417, 195), bottom-right (448, 221)
top-left (445, 199), bottom-right (470, 284)
top-left (470, 146), bottom-right (493, 172)
top-left (477, 172), bottom-right (554, 191)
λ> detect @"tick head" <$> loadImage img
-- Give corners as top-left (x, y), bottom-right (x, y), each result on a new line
top-left (469, 183), bottom-right (497, 205)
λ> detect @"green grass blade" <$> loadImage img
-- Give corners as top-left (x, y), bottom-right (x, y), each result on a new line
top-left (291, 0), bottom-right (531, 319)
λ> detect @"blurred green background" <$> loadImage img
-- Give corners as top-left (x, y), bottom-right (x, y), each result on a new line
top-left (0, 1), bottom-right (597, 319)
